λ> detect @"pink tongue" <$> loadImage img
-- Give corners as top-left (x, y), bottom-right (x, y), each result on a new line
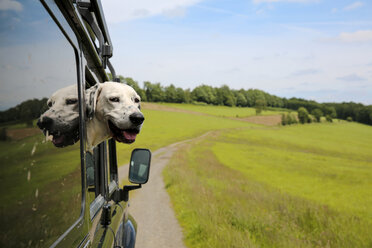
top-left (123, 131), bottom-right (137, 140)
top-left (52, 135), bottom-right (65, 145)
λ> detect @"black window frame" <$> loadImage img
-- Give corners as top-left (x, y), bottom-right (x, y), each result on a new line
top-left (40, 0), bottom-right (88, 247)
top-left (41, 0), bottom-right (122, 245)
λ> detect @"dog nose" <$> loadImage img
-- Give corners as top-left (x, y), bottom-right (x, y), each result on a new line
top-left (37, 116), bottom-right (53, 129)
top-left (129, 112), bottom-right (144, 125)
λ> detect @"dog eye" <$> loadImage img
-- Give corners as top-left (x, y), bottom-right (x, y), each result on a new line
top-left (48, 102), bottom-right (53, 108)
top-left (134, 98), bottom-right (140, 103)
top-left (66, 99), bottom-right (78, 105)
top-left (109, 97), bottom-right (120, 102)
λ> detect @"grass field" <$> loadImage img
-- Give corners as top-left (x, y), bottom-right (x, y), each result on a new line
top-left (3, 102), bottom-right (371, 247)
top-left (160, 105), bottom-right (372, 247)
top-left (115, 104), bottom-right (256, 166)
top-left (0, 124), bottom-right (82, 247)
top-left (156, 102), bottom-right (283, 117)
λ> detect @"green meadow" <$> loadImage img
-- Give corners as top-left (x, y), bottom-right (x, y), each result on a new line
top-left (158, 104), bottom-right (372, 247)
top-left (157, 102), bottom-right (283, 117)
top-left (0, 124), bottom-right (82, 247)
top-left (115, 104), bottom-right (257, 165)
top-left (2, 103), bottom-right (371, 247)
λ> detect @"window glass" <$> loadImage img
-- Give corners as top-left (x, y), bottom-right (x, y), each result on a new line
top-left (0, 1), bottom-right (81, 247)
top-left (108, 139), bottom-right (118, 183)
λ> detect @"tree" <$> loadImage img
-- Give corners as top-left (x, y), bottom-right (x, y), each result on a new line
top-left (326, 115), bottom-right (333, 122)
top-left (211, 85), bottom-right (236, 107)
top-left (298, 107), bottom-right (309, 124)
top-left (281, 114), bottom-right (287, 125)
top-left (236, 92), bottom-right (247, 107)
top-left (175, 87), bottom-right (187, 103)
top-left (322, 106), bottom-right (337, 118)
top-left (356, 106), bottom-right (372, 125)
top-left (255, 99), bottom-right (266, 115)
top-left (164, 84), bottom-right (178, 103)
top-left (191, 85), bottom-right (216, 104)
top-left (287, 112), bottom-right (297, 124)
top-left (311, 108), bottom-right (323, 122)
top-left (144, 82), bottom-right (165, 102)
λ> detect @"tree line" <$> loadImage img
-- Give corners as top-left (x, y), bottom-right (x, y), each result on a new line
top-left (0, 98), bottom-right (48, 125)
top-left (1, 76), bottom-right (371, 127)
top-left (122, 76), bottom-right (372, 126)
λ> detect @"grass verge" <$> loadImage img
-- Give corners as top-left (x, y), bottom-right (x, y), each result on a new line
top-left (164, 122), bottom-right (372, 247)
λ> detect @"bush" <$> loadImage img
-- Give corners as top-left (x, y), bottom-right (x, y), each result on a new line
top-left (285, 113), bottom-right (292, 124)
top-left (281, 113), bottom-right (298, 126)
top-left (311, 108), bottom-right (323, 122)
top-left (347, 116), bottom-right (353, 122)
top-left (326, 115), bottom-right (333, 122)
top-left (298, 107), bottom-right (309, 124)
top-left (255, 99), bottom-right (266, 115)
top-left (0, 128), bottom-right (8, 141)
top-left (281, 114), bottom-right (287, 125)
top-left (26, 119), bottom-right (33, 127)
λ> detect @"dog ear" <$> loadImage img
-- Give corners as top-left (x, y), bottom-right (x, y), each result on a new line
top-left (85, 83), bottom-right (101, 119)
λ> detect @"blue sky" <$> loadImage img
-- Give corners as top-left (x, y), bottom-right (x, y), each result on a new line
top-left (101, 0), bottom-right (372, 104)
top-left (0, 0), bottom-right (77, 110)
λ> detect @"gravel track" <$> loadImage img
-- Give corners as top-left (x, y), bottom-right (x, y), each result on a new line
top-left (118, 133), bottom-right (211, 248)
top-left (118, 134), bottom-right (210, 248)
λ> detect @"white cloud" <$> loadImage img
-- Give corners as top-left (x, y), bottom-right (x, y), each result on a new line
top-left (344, 1), bottom-right (364, 11)
top-left (101, 0), bottom-right (203, 23)
top-left (337, 73), bottom-right (366, 81)
top-left (163, 6), bottom-right (187, 18)
top-left (337, 30), bottom-right (372, 43)
top-left (0, 0), bottom-right (22, 12)
top-left (291, 68), bottom-right (321, 76)
top-left (253, 0), bottom-right (319, 4)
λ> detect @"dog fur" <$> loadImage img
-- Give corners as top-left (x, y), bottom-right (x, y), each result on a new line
top-left (37, 85), bottom-right (79, 147)
top-left (86, 82), bottom-right (144, 150)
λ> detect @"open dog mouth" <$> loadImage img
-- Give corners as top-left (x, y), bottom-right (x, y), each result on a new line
top-left (108, 120), bottom-right (140, 144)
top-left (42, 128), bottom-right (79, 148)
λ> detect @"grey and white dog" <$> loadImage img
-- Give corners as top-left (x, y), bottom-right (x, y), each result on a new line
top-left (37, 85), bottom-right (80, 147)
top-left (86, 82), bottom-right (144, 150)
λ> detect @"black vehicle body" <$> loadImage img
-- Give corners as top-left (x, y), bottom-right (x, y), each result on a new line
top-left (0, 0), bottom-right (147, 247)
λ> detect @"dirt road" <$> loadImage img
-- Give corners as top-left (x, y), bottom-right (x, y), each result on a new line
top-left (118, 133), bottom-right (211, 248)
top-left (118, 142), bottom-right (187, 247)
top-left (128, 142), bottom-right (185, 248)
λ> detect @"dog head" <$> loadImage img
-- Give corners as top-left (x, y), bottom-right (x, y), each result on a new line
top-left (86, 82), bottom-right (144, 144)
top-left (37, 85), bottom-right (80, 148)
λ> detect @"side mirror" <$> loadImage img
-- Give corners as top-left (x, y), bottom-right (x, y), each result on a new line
top-left (128, 148), bottom-right (151, 184)
top-left (111, 148), bottom-right (152, 203)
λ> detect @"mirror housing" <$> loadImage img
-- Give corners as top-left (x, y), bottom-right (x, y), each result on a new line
top-left (111, 148), bottom-right (151, 203)
top-left (128, 148), bottom-right (151, 184)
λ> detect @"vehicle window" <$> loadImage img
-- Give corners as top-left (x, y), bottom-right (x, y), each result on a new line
top-left (87, 143), bottom-right (105, 220)
top-left (0, 2), bottom-right (81, 247)
top-left (108, 139), bottom-right (118, 188)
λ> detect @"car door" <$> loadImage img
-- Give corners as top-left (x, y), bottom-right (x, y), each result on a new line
top-left (0, 0), bottom-right (89, 247)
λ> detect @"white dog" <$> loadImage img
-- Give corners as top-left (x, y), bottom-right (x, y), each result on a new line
top-left (37, 85), bottom-right (80, 147)
top-left (86, 82), bottom-right (144, 150)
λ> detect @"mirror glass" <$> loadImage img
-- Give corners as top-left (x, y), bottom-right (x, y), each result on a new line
top-left (129, 149), bottom-right (151, 184)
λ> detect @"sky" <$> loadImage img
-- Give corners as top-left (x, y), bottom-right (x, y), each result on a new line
top-left (0, 0), bottom-right (77, 110)
top-left (101, 0), bottom-right (372, 104)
